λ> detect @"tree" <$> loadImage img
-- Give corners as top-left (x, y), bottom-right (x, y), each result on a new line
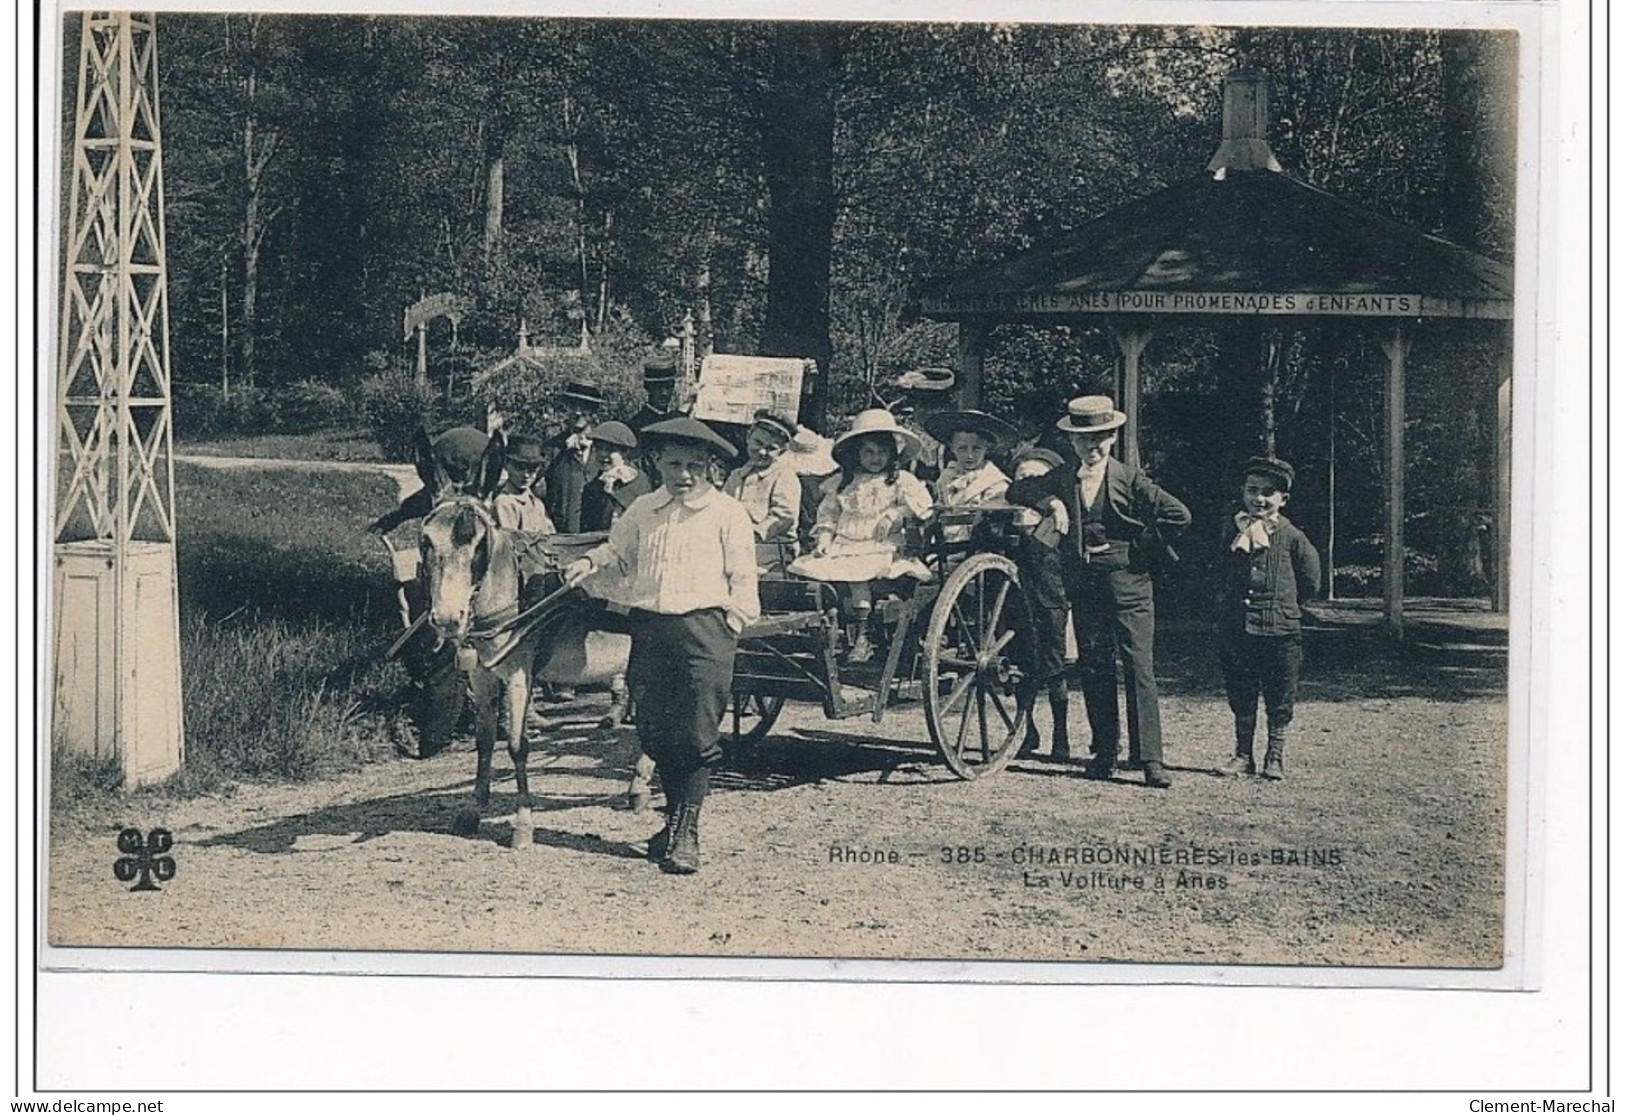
top-left (758, 23), bottom-right (841, 429)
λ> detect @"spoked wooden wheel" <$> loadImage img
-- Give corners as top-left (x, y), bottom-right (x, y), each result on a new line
top-left (729, 691), bottom-right (786, 745)
top-left (923, 553), bottom-right (1036, 779)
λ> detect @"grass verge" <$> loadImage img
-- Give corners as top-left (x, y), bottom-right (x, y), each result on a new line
top-left (50, 461), bottom-right (412, 812)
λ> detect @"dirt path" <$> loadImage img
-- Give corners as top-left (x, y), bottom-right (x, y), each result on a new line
top-left (48, 661), bottom-right (1506, 969)
top-left (176, 453), bottom-right (422, 501)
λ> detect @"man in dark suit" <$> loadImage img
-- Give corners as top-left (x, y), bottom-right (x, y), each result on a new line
top-left (1006, 395), bottom-right (1190, 788)
top-left (543, 379), bottom-right (606, 534)
top-left (627, 355), bottom-right (680, 439)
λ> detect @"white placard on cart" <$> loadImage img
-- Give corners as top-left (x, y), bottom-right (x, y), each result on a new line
top-left (691, 353), bottom-right (808, 425)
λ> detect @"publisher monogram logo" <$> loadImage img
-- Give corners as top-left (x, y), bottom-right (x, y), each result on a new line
top-left (114, 827), bottom-right (176, 892)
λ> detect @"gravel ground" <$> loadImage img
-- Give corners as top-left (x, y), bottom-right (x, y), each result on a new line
top-left (48, 603), bottom-right (1506, 970)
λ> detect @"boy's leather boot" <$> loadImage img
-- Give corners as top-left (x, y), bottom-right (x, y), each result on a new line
top-left (1262, 726), bottom-right (1286, 780)
top-left (1225, 719), bottom-right (1257, 776)
top-left (646, 762), bottom-right (681, 861)
top-left (660, 766), bottom-right (710, 875)
top-left (1049, 688), bottom-right (1072, 762)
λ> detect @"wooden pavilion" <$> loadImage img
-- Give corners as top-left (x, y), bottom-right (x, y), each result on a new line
top-left (920, 76), bottom-right (1514, 635)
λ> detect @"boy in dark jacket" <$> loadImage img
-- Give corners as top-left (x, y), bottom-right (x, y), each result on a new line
top-left (1008, 447), bottom-right (1074, 763)
top-left (1217, 456), bottom-right (1322, 780)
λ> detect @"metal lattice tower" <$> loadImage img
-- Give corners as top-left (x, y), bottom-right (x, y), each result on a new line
top-left (52, 11), bottom-right (184, 784)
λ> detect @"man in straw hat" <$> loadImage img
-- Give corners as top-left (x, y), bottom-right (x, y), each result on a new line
top-left (564, 416), bottom-right (759, 875)
top-left (1006, 395), bottom-right (1190, 788)
top-left (891, 366), bottom-right (957, 479)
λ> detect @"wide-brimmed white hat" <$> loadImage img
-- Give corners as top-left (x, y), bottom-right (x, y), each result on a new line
top-left (788, 426), bottom-right (839, 475)
top-left (891, 366), bottom-right (956, 393)
top-left (831, 408), bottom-right (922, 464)
top-left (1055, 395), bottom-right (1128, 434)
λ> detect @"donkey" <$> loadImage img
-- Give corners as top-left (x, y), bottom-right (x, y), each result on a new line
top-left (414, 432), bottom-right (653, 847)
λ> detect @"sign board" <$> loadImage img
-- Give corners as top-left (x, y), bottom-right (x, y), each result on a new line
top-left (920, 289), bottom-right (1429, 318)
top-left (691, 354), bottom-right (808, 426)
top-left (403, 292), bottom-right (470, 339)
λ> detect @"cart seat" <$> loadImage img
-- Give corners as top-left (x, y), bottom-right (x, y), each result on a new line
top-left (757, 576), bottom-right (840, 617)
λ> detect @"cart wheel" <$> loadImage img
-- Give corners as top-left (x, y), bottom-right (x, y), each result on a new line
top-left (729, 691), bottom-right (786, 745)
top-left (922, 553), bottom-right (1036, 779)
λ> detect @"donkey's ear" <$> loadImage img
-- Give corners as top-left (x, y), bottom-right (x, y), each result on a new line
top-left (474, 429), bottom-right (508, 499)
top-left (412, 428), bottom-right (437, 485)
top-left (414, 427), bottom-right (453, 503)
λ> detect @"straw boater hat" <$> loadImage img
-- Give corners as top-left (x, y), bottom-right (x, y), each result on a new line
top-left (504, 433), bottom-right (549, 468)
top-left (1241, 455), bottom-right (1295, 491)
top-left (1055, 395), bottom-right (1128, 434)
top-left (585, 420), bottom-right (638, 451)
top-left (641, 415), bottom-right (737, 460)
top-left (560, 379), bottom-right (607, 409)
top-left (750, 409), bottom-right (799, 444)
top-left (831, 408), bottom-right (922, 465)
top-left (922, 409), bottom-right (1018, 448)
top-left (891, 366), bottom-right (957, 394)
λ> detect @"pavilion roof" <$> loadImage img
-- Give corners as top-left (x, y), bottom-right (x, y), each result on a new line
top-left (920, 169), bottom-right (1513, 320)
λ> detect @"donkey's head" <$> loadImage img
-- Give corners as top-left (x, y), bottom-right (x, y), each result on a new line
top-left (417, 431), bottom-right (512, 642)
top-left (420, 498), bottom-right (498, 641)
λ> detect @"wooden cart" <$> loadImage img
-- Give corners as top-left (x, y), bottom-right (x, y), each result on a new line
top-left (729, 506), bottom-right (1039, 779)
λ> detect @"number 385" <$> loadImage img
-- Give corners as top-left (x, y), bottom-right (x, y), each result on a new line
top-left (940, 846), bottom-right (986, 864)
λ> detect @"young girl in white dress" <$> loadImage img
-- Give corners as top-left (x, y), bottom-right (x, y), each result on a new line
top-left (787, 408), bottom-right (934, 662)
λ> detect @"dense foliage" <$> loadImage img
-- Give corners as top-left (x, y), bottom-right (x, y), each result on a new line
top-left (62, 16), bottom-right (1516, 594)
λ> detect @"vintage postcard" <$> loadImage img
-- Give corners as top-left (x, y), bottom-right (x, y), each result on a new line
top-left (37, 0), bottom-right (1563, 1015)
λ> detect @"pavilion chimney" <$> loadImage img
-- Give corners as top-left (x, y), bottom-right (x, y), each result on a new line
top-left (1207, 74), bottom-right (1283, 175)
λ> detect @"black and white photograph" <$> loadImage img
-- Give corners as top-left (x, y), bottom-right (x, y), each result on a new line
top-left (38, 0), bottom-right (1564, 1008)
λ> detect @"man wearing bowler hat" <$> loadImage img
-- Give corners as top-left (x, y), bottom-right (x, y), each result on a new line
top-left (1006, 395), bottom-right (1191, 788)
top-left (544, 378), bottom-right (607, 535)
top-left (629, 354), bottom-right (681, 439)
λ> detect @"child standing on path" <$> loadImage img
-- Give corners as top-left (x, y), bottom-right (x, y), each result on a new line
top-left (1007, 447), bottom-right (1074, 763)
top-left (564, 417), bottom-right (759, 875)
top-left (1217, 456), bottom-right (1322, 780)
top-left (786, 409), bottom-right (935, 664)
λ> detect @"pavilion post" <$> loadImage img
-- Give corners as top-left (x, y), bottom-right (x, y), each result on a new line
top-left (1380, 322), bottom-right (1411, 637)
top-left (957, 319), bottom-right (986, 409)
top-left (1111, 321), bottom-right (1153, 470)
top-left (1492, 320), bottom-right (1512, 613)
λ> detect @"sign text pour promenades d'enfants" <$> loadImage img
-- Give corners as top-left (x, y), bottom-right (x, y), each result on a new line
top-left (919, 289), bottom-right (1438, 317)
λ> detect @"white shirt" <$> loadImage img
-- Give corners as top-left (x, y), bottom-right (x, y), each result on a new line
top-left (1077, 460), bottom-right (1109, 509)
top-left (581, 485), bottom-right (761, 633)
top-left (723, 456), bottom-right (801, 542)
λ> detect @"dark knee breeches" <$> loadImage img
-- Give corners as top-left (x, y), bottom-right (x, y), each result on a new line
top-left (1220, 634), bottom-right (1302, 742)
top-left (625, 607), bottom-right (737, 777)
